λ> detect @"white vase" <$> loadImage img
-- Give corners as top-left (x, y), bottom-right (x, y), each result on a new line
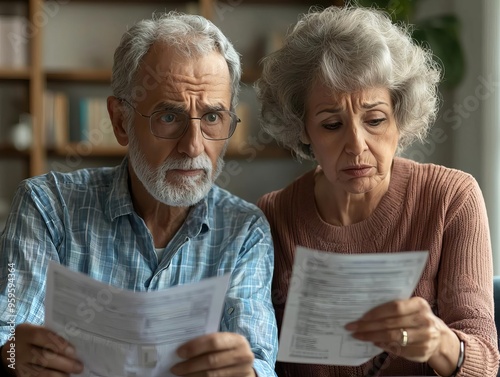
top-left (10, 113), bottom-right (32, 151)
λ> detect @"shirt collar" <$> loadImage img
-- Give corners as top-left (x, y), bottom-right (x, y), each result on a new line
top-left (184, 195), bottom-right (211, 238)
top-left (106, 158), bottom-right (135, 221)
top-left (105, 158), bottom-right (211, 236)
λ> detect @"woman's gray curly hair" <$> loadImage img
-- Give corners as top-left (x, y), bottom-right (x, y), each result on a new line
top-left (111, 11), bottom-right (241, 118)
top-left (255, 5), bottom-right (442, 160)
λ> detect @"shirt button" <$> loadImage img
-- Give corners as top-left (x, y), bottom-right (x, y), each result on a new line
top-left (227, 307), bottom-right (234, 315)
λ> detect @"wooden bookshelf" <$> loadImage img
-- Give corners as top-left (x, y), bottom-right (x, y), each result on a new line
top-left (0, 0), bottom-right (332, 180)
top-left (48, 143), bottom-right (127, 158)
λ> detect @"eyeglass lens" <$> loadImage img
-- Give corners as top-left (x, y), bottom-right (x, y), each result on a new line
top-left (150, 111), bottom-right (237, 140)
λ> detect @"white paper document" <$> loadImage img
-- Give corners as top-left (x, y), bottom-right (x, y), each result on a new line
top-left (45, 262), bottom-right (230, 377)
top-left (277, 246), bottom-right (428, 366)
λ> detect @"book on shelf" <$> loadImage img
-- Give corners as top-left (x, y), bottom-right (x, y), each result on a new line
top-left (78, 97), bottom-right (119, 147)
top-left (0, 16), bottom-right (28, 68)
top-left (43, 90), bottom-right (69, 149)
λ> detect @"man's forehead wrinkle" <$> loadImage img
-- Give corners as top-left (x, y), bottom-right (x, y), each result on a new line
top-left (163, 72), bottom-right (227, 81)
top-left (160, 74), bottom-right (229, 91)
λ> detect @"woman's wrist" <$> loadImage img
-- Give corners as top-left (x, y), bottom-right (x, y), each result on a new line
top-left (428, 329), bottom-right (462, 376)
top-left (450, 339), bottom-right (465, 376)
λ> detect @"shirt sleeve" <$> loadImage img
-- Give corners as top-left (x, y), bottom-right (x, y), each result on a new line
top-left (219, 215), bottom-right (278, 377)
top-left (438, 175), bottom-right (499, 376)
top-left (0, 180), bottom-right (61, 345)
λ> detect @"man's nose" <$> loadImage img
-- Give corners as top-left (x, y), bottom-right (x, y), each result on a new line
top-left (177, 120), bottom-right (205, 158)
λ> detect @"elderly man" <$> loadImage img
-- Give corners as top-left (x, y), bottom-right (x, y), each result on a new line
top-left (0, 12), bottom-right (277, 377)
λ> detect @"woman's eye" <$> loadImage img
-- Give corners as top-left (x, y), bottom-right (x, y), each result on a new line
top-left (322, 122), bottom-right (341, 130)
top-left (367, 118), bottom-right (386, 127)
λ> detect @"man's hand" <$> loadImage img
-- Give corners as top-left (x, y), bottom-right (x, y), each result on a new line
top-left (170, 332), bottom-right (256, 377)
top-left (1, 323), bottom-right (83, 377)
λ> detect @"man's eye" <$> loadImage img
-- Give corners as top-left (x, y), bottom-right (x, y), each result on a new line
top-left (205, 112), bottom-right (221, 123)
top-left (160, 113), bottom-right (177, 123)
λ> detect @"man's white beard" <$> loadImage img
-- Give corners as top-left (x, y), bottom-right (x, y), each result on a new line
top-left (128, 128), bottom-right (224, 207)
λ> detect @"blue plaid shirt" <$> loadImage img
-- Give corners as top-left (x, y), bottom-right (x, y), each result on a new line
top-left (0, 159), bottom-right (277, 376)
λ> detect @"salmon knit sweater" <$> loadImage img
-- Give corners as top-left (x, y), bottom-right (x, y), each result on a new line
top-left (257, 158), bottom-right (499, 377)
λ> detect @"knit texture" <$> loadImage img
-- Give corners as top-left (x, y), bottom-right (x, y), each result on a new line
top-left (258, 157), bottom-right (499, 377)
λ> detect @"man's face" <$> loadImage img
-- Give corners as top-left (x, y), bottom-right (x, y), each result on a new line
top-left (125, 43), bottom-right (231, 207)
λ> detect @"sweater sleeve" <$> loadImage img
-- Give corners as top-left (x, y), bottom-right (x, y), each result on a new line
top-left (437, 175), bottom-right (499, 376)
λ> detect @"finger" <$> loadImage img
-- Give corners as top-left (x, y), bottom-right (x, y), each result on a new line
top-left (17, 362), bottom-right (76, 377)
top-left (176, 333), bottom-right (249, 359)
top-left (28, 346), bottom-right (84, 375)
top-left (170, 348), bottom-right (254, 376)
top-left (348, 309), bottom-right (438, 338)
top-left (17, 324), bottom-right (76, 358)
top-left (357, 297), bottom-right (431, 322)
top-left (362, 297), bottom-right (429, 320)
top-left (346, 312), bottom-right (421, 333)
top-left (18, 361), bottom-right (73, 377)
top-left (352, 326), bottom-right (438, 348)
top-left (16, 362), bottom-right (47, 377)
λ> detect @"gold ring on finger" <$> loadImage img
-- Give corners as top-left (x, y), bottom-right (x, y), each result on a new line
top-left (400, 328), bottom-right (408, 347)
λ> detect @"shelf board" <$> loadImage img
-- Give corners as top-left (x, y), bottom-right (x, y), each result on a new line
top-left (45, 69), bottom-right (112, 83)
top-left (48, 143), bottom-right (127, 158)
top-left (0, 68), bottom-right (30, 80)
top-left (0, 144), bottom-right (31, 158)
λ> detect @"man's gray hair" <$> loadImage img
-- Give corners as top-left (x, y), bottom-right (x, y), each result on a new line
top-left (111, 11), bottom-right (241, 115)
top-left (255, 5), bottom-right (442, 160)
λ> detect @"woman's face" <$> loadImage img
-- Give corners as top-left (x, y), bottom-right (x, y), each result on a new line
top-left (304, 83), bottom-right (399, 195)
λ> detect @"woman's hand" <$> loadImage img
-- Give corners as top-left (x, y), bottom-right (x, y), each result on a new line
top-left (2, 323), bottom-right (83, 377)
top-left (170, 332), bottom-right (256, 377)
top-left (345, 297), bottom-right (460, 375)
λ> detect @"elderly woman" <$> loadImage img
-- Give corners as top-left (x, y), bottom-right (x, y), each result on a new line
top-left (256, 5), bottom-right (499, 377)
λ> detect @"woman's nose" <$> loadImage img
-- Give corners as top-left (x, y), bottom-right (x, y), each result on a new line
top-left (344, 122), bottom-right (368, 156)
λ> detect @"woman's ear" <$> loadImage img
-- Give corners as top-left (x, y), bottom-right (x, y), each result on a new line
top-left (299, 128), bottom-right (315, 158)
top-left (107, 96), bottom-right (130, 147)
top-left (300, 128), bottom-right (311, 145)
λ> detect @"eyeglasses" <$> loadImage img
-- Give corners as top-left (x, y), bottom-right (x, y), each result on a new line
top-left (119, 98), bottom-right (241, 141)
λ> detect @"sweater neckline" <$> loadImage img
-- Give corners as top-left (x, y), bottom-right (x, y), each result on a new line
top-left (298, 157), bottom-right (412, 244)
